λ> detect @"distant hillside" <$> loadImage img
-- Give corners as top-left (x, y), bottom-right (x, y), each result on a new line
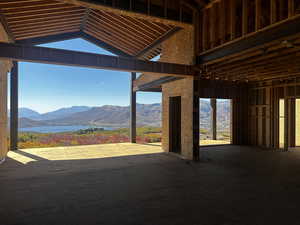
top-left (16, 101), bottom-right (231, 130)
top-left (41, 106), bottom-right (91, 120)
top-left (8, 108), bottom-right (42, 120)
top-left (43, 103), bottom-right (161, 127)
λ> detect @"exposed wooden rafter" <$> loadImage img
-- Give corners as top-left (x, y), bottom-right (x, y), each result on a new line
top-left (58, 0), bottom-right (193, 27)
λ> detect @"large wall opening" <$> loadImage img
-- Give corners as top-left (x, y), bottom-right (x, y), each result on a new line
top-left (199, 98), bottom-right (232, 146)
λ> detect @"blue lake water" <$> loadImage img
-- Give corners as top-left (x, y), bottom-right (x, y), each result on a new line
top-left (19, 125), bottom-right (116, 133)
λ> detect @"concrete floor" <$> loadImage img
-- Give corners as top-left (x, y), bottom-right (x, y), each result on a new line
top-left (1, 143), bottom-right (300, 225)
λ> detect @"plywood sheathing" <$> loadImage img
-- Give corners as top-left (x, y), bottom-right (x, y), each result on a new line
top-left (159, 27), bottom-right (195, 160)
top-left (0, 23), bottom-right (12, 161)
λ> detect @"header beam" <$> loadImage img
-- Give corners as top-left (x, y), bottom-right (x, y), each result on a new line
top-left (0, 42), bottom-right (194, 77)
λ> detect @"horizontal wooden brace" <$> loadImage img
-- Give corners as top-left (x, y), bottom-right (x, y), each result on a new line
top-left (0, 42), bottom-right (194, 76)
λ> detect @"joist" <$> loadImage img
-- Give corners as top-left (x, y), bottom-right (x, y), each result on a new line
top-left (0, 42), bottom-right (194, 77)
top-left (57, 0), bottom-right (192, 28)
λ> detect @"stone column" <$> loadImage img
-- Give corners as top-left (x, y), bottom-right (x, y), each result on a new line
top-left (0, 60), bottom-right (11, 163)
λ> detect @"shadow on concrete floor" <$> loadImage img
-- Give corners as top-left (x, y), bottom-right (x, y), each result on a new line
top-left (1, 145), bottom-right (300, 225)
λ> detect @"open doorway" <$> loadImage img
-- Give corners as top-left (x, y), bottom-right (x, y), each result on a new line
top-left (279, 98), bottom-right (300, 148)
top-left (279, 99), bottom-right (285, 148)
top-left (169, 96), bottom-right (181, 154)
top-left (199, 98), bottom-right (232, 146)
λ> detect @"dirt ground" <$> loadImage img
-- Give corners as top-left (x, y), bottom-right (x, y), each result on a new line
top-left (1, 143), bottom-right (300, 225)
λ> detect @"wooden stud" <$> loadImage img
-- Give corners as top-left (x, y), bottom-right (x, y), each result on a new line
top-left (271, 0), bottom-right (278, 24)
top-left (230, 0), bottom-right (236, 40)
top-left (219, 0), bottom-right (226, 44)
top-left (289, 0), bottom-right (295, 17)
top-left (255, 0), bottom-right (262, 30)
top-left (242, 0), bottom-right (249, 35)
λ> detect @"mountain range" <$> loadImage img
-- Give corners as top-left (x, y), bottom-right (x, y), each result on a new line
top-left (10, 101), bottom-right (230, 130)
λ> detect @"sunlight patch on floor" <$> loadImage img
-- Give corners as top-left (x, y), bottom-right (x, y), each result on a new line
top-left (8, 143), bottom-right (163, 164)
top-left (200, 139), bottom-right (231, 146)
top-left (7, 151), bottom-right (37, 164)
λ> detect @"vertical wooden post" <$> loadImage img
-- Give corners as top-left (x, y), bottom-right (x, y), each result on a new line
top-left (193, 79), bottom-right (200, 161)
top-left (289, 98), bottom-right (296, 148)
top-left (0, 62), bottom-right (9, 161)
top-left (202, 9), bottom-right (208, 51)
top-left (210, 4), bottom-right (216, 48)
top-left (230, 0), bottom-right (236, 40)
top-left (130, 72), bottom-right (136, 143)
top-left (210, 98), bottom-right (217, 140)
top-left (270, 0), bottom-right (277, 24)
top-left (219, 0), bottom-right (226, 44)
top-left (242, 0), bottom-right (249, 35)
top-left (255, 0), bottom-right (262, 30)
top-left (288, 0), bottom-right (295, 17)
top-left (10, 61), bottom-right (18, 151)
top-left (284, 87), bottom-right (289, 151)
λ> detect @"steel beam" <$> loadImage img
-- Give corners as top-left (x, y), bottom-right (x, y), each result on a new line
top-left (210, 98), bottom-right (217, 140)
top-left (135, 76), bottom-right (182, 92)
top-left (10, 61), bottom-right (18, 151)
top-left (0, 42), bottom-right (193, 77)
top-left (130, 72), bottom-right (136, 143)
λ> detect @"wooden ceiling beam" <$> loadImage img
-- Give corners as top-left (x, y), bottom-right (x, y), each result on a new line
top-left (87, 13), bottom-right (149, 47)
top-left (135, 27), bottom-right (181, 58)
top-left (7, 10), bottom-right (85, 24)
top-left (11, 21), bottom-right (82, 34)
top-left (95, 10), bottom-right (157, 41)
top-left (0, 42), bottom-right (194, 76)
top-left (6, 7), bottom-right (84, 19)
top-left (16, 31), bottom-right (82, 45)
top-left (198, 15), bottom-right (300, 64)
top-left (13, 24), bottom-right (81, 37)
top-left (1, 3), bottom-right (76, 14)
top-left (0, 0), bottom-right (62, 9)
top-left (80, 31), bottom-right (132, 57)
top-left (15, 28), bottom-right (80, 40)
top-left (9, 16), bottom-right (83, 29)
top-left (57, 0), bottom-right (192, 28)
top-left (89, 13), bottom-right (151, 45)
top-left (84, 21), bottom-right (141, 53)
top-left (83, 29), bottom-right (135, 55)
top-left (0, 12), bottom-right (14, 42)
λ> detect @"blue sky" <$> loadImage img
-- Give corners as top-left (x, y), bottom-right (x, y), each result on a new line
top-left (10, 38), bottom-right (161, 113)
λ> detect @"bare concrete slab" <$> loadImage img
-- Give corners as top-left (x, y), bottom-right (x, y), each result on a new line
top-left (1, 144), bottom-right (300, 225)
